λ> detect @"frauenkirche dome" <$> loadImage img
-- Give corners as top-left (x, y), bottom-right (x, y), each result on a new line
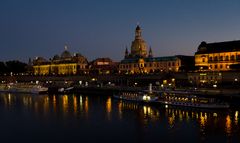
top-left (130, 25), bottom-right (148, 58)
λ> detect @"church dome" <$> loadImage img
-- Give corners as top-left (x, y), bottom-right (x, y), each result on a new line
top-left (61, 50), bottom-right (72, 59)
top-left (131, 39), bottom-right (148, 57)
top-left (130, 25), bottom-right (148, 58)
top-left (61, 45), bottom-right (72, 59)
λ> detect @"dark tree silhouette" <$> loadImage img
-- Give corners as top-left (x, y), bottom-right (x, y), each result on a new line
top-left (5, 60), bottom-right (27, 73)
top-left (0, 62), bottom-right (7, 74)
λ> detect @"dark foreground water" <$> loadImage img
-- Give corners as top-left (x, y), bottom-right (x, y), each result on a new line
top-left (0, 93), bottom-right (239, 143)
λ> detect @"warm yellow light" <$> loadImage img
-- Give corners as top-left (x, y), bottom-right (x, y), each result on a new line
top-left (163, 80), bottom-right (167, 84)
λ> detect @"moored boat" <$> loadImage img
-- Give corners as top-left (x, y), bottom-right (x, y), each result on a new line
top-left (113, 83), bottom-right (158, 103)
top-left (157, 91), bottom-right (230, 109)
top-left (113, 91), bottom-right (158, 102)
top-left (0, 83), bottom-right (48, 94)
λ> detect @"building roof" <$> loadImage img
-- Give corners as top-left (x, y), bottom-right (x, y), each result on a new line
top-left (121, 58), bottom-right (139, 64)
top-left (195, 40), bottom-right (240, 54)
top-left (120, 55), bottom-right (188, 64)
top-left (33, 57), bottom-right (50, 65)
top-left (89, 57), bottom-right (113, 65)
top-left (61, 50), bottom-right (72, 59)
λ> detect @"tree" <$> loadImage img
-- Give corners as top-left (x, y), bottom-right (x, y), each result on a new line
top-left (5, 60), bottom-right (27, 73)
top-left (0, 61), bottom-right (7, 74)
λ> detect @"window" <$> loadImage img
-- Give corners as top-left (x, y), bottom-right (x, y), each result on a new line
top-left (231, 55), bottom-right (235, 61)
top-left (220, 64), bottom-right (223, 69)
top-left (202, 58), bottom-right (205, 62)
top-left (220, 56), bottom-right (223, 61)
top-left (237, 54), bottom-right (240, 61)
top-left (215, 65), bottom-right (218, 69)
top-left (214, 56), bottom-right (218, 61)
top-left (225, 56), bottom-right (229, 61)
top-left (209, 57), bottom-right (213, 61)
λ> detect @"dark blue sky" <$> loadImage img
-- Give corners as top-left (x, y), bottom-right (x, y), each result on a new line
top-left (1, 0), bottom-right (240, 62)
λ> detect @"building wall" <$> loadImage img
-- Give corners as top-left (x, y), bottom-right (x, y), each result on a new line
top-left (33, 63), bottom-right (87, 75)
top-left (33, 65), bottom-right (50, 75)
top-left (195, 51), bottom-right (240, 71)
top-left (119, 58), bottom-right (181, 74)
top-left (188, 71), bottom-right (240, 87)
top-left (188, 72), bottom-right (222, 87)
top-left (57, 63), bottom-right (77, 75)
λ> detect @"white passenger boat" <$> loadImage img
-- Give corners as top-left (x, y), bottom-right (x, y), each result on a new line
top-left (113, 91), bottom-right (158, 102)
top-left (158, 91), bottom-right (230, 109)
top-left (113, 84), bottom-right (158, 103)
top-left (0, 83), bottom-right (48, 94)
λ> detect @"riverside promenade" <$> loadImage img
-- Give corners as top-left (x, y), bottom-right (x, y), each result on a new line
top-left (1, 74), bottom-right (240, 101)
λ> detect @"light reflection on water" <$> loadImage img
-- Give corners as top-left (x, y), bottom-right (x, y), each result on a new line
top-left (0, 93), bottom-right (239, 143)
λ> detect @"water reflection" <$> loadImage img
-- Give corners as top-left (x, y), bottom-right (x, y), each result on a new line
top-left (235, 111), bottom-right (239, 125)
top-left (106, 97), bottom-right (112, 120)
top-left (0, 93), bottom-right (239, 142)
top-left (225, 115), bottom-right (232, 136)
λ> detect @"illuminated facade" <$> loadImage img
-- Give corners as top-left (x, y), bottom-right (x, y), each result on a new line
top-left (88, 58), bottom-right (118, 74)
top-left (119, 25), bottom-right (194, 74)
top-left (189, 40), bottom-right (240, 87)
top-left (33, 45), bottom-right (88, 75)
top-left (195, 41), bottom-right (240, 71)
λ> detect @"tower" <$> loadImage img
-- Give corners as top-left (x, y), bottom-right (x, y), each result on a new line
top-left (148, 46), bottom-right (153, 58)
top-left (135, 25), bottom-right (142, 40)
top-left (125, 46), bottom-right (129, 59)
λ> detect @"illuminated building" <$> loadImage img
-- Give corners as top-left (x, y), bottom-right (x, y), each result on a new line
top-left (33, 45), bottom-right (88, 75)
top-left (195, 40), bottom-right (240, 71)
top-left (189, 40), bottom-right (240, 87)
top-left (88, 58), bottom-right (118, 74)
top-left (119, 25), bottom-right (194, 74)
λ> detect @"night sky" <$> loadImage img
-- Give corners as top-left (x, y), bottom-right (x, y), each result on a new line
top-left (1, 0), bottom-right (240, 62)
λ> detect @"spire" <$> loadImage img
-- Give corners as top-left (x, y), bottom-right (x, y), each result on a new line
top-left (28, 58), bottom-right (32, 65)
top-left (125, 46), bottom-right (129, 59)
top-left (148, 46), bottom-right (153, 57)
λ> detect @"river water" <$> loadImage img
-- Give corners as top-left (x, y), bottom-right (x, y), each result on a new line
top-left (0, 93), bottom-right (239, 143)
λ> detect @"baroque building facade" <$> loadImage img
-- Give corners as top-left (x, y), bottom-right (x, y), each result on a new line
top-left (88, 58), bottom-right (118, 75)
top-left (195, 40), bottom-right (240, 71)
top-left (119, 25), bottom-right (194, 74)
top-left (188, 40), bottom-right (240, 87)
top-left (33, 45), bottom-right (88, 75)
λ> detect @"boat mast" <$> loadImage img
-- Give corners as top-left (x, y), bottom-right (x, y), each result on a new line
top-left (149, 83), bottom-right (152, 94)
